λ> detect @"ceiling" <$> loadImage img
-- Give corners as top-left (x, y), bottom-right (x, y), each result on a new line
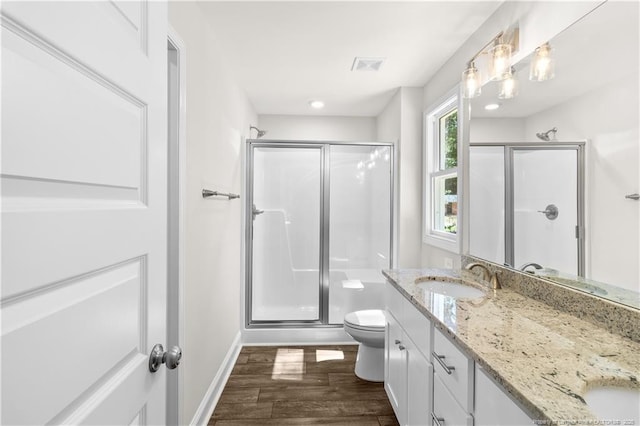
top-left (197, 1), bottom-right (503, 117)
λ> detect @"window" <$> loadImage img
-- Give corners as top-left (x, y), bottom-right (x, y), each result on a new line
top-left (424, 92), bottom-right (459, 252)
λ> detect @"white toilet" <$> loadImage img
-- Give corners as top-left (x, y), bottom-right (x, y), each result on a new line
top-left (343, 309), bottom-right (386, 382)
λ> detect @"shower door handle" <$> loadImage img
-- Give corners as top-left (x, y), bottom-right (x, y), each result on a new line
top-left (252, 204), bottom-right (264, 219)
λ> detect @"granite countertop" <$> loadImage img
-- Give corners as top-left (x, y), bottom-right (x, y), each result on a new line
top-left (383, 268), bottom-right (640, 423)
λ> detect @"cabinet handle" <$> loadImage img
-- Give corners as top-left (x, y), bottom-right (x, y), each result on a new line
top-left (398, 345), bottom-right (406, 351)
top-left (395, 339), bottom-right (401, 345)
top-left (431, 412), bottom-right (445, 426)
top-left (432, 351), bottom-right (455, 375)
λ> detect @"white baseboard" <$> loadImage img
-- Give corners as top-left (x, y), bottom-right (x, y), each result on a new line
top-left (189, 331), bottom-right (242, 426)
top-left (242, 327), bottom-right (355, 345)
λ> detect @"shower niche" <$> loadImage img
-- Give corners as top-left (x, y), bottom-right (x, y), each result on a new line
top-left (469, 143), bottom-right (584, 275)
top-left (246, 141), bottom-right (393, 327)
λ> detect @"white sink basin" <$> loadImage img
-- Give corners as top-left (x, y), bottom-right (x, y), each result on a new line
top-left (584, 386), bottom-right (640, 423)
top-left (417, 280), bottom-right (486, 299)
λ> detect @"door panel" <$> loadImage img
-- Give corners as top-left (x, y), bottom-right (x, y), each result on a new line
top-left (251, 146), bottom-right (322, 322)
top-left (328, 145), bottom-right (392, 324)
top-left (1, 1), bottom-right (167, 424)
top-left (513, 149), bottom-right (578, 273)
top-left (2, 26), bottom-right (144, 191)
top-left (469, 146), bottom-right (506, 265)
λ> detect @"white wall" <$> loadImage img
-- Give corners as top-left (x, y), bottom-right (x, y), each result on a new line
top-left (469, 118), bottom-right (525, 143)
top-left (258, 114), bottom-right (376, 141)
top-left (376, 87), bottom-right (423, 267)
top-left (421, 0), bottom-right (602, 269)
top-left (524, 74), bottom-right (639, 291)
top-left (169, 3), bottom-right (257, 424)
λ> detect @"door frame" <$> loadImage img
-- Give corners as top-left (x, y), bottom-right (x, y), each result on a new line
top-left (167, 26), bottom-right (186, 425)
top-left (506, 143), bottom-right (585, 276)
top-left (468, 141), bottom-right (585, 276)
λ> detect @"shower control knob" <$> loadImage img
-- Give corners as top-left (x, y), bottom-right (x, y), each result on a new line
top-left (148, 344), bottom-right (183, 372)
top-left (538, 204), bottom-right (559, 220)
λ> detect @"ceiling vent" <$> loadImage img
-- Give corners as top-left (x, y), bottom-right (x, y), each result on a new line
top-left (351, 57), bottom-right (385, 72)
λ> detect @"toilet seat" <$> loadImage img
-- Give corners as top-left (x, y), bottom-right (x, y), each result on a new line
top-left (344, 309), bottom-right (385, 332)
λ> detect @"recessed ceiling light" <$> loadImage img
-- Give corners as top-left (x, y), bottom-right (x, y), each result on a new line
top-left (485, 103), bottom-right (500, 111)
top-left (309, 100), bottom-right (325, 109)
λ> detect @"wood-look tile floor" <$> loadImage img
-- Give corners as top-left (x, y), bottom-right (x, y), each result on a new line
top-left (209, 345), bottom-right (400, 426)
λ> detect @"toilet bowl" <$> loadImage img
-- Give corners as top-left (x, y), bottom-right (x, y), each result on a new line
top-left (343, 309), bottom-right (386, 382)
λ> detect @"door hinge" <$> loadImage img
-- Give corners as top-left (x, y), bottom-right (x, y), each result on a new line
top-left (575, 225), bottom-right (584, 239)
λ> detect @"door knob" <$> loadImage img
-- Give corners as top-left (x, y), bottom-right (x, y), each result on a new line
top-left (149, 344), bottom-right (183, 372)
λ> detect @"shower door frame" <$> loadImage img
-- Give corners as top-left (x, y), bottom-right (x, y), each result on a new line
top-left (470, 141), bottom-right (585, 276)
top-left (245, 140), bottom-right (395, 329)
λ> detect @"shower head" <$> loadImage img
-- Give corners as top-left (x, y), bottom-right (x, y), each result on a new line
top-left (250, 126), bottom-right (267, 138)
top-left (536, 127), bottom-right (557, 141)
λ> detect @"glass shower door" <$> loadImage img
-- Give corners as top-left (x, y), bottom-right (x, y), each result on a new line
top-left (250, 146), bottom-right (322, 322)
top-left (469, 146), bottom-right (506, 265)
top-left (328, 145), bottom-right (392, 324)
top-left (512, 148), bottom-right (579, 274)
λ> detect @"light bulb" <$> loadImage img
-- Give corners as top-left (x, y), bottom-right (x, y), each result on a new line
top-left (530, 43), bottom-right (555, 81)
top-left (490, 43), bottom-right (512, 81)
top-left (499, 68), bottom-right (518, 99)
top-left (462, 62), bottom-right (481, 99)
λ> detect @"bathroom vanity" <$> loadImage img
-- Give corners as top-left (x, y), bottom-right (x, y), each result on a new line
top-left (383, 268), bottom-right (640, 425)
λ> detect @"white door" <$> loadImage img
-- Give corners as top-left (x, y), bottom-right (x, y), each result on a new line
top-left (1, 1), bottom-right (168, 424)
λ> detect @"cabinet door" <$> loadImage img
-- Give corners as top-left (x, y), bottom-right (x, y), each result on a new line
top-left (407, 339), bottom-right (432, 426)
top-left (474, 365), bottom-right (533, 426)
top-left (385, 313), bottom-right (407, 425)
top-left (433, 373), bottom-right (473, 426)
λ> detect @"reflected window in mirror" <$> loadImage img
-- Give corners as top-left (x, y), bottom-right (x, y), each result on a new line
top-left (424, 91), bottom-right (459, 252)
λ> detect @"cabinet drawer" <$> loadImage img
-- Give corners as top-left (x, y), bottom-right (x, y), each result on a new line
top-left (475, 365), bottom-right (532, 426)
top-left (433, 328), bottom-right (474, 412)
top-left (385, 281), bottom-right (405, 323)
top-left (433, 373), bottom-right (473, 426)
top-left (403, 298), bottom-right (432, 357)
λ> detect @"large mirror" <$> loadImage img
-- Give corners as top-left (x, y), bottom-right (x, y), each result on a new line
top-left (466, 1), bottom-right (639, 309)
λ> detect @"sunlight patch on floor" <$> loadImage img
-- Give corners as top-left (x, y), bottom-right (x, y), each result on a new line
top-left (272, 348), bottom-right (305, 380)
top-left (315, 349), bottom-right (344, 362)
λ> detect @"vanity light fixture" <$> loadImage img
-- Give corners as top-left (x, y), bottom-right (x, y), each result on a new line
top-left (484, 103), bottom-right (500, 111)
top-left (462, 61), bottom-right (482, 99)
top-left (530, 42), bottom-right (555, 81)
top-left (498, 67), bottom-right (518, 99)
top-left (309, 100), bottom-right (325, 109)
top-left (461, 26), bottom-right (519, 99)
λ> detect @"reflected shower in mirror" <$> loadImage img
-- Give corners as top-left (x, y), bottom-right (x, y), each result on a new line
top-left (465, 1), bottom-right (639, 309)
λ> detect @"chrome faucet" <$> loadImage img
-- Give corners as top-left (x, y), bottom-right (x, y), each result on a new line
top-left (465, 262), bottom-right (501, 290)
top-left (519, 262), bottom-right (543, 274)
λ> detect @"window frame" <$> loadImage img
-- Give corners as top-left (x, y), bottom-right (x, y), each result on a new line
top-left (423, 89), bottom-right (461, 253)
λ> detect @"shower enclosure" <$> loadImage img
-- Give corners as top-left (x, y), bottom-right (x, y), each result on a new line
top-left (246, 141), bottom-right (393, 327)
top-left (469, 142), bottom-right (584, 275)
